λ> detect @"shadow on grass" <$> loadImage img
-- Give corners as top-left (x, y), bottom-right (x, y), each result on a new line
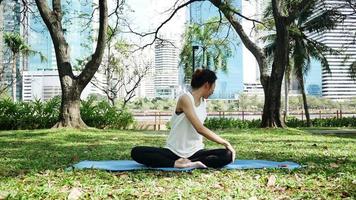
top-left (0, 131), bottom-right (169, 177)
top-left (302, 128), bottom-right (356, 139)
top-left (1, 137), bottom-right (354, 179)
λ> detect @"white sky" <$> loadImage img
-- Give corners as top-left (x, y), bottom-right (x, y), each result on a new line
top-left (123, 0), bottom-right (187, 44)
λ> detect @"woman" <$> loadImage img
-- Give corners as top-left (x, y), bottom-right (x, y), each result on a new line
top-left (131, 69), bottom-right (236, 168)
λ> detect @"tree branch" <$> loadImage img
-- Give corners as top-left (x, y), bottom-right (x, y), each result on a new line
top-left (209, 0), bottom-right (269, 85)
top-left (78, 0), bottom-right (108, 90)
top-left (52, 0), bottom-right (62, 21)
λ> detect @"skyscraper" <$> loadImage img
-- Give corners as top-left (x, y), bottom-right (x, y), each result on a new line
top-left (189, 1), bottom-right (243, 99)
top-left (308, 0), bottom-right (356, 100)
top-left (154, 39), bottom-right (179, 98)
top-left (27, 1), bottom-right (93, 71)
top-left (124, 0), bottom-right (187, 99)
top-left (0, 0), bottom-right (21, 100)
top-left (20, 0), bottom-right (103, 101)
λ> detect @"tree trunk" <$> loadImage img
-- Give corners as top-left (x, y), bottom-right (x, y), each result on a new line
top-left (106, 41), bottom-right (112, 105)
top-left (11, 56), bottom-right (17, 102)
top-left (284, 70), bottom-right (289, 122)
top-left (211, 0), bottom-right (290, 128)
top-left (202, 47), bottom-right (207, 68)
top-left (53, 85), bottom-right (87, 128)
top-left (299, 72), bottom-right (311, 127)
top-left (36, 0), bottom-right (107, 129)
top-left (261, 0), bottom-right (290, 128)
top-left (261, 66), bottom-right (286, 127)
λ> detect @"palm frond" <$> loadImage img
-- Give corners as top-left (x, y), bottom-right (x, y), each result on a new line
top-left (302, 9), bottom-right (343, 33)
top-left (349, 61), bottom-right (356, 80)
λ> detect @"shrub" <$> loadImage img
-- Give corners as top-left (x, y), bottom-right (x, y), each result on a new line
top-left (80, 97), bottom-right (135, 129)
top-left (0, 97), bottom-right (60, 130)
top-left (0, 97), bottom-right (135, 130)
top-left (204, 116), bottom-right (356, 130)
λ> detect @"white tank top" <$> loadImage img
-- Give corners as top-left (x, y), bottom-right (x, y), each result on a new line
top-left (165, 91), bottom-right (207, 158)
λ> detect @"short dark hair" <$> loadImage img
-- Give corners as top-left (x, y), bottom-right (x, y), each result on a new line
top-left (191, 68), bottom-right (217, 89)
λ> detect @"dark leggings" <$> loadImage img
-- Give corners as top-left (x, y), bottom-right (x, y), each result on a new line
top-left (131, 146), bottom-right (233, 168)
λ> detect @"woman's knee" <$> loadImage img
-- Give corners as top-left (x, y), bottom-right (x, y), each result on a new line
top-left (130, 146), bottom-right (145, 160)
top-left (223, 149), bottom-right (233, 163)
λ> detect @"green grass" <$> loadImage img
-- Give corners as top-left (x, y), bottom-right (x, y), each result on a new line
top-left (0, 128), bottom-right (355, 199)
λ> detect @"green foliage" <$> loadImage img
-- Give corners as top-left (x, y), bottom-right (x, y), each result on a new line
top-left (0, 97), bottom-right (60, 130)
top-left (126, 97), bottom-right (176, 111)
top-left (180, 17), bottom-right (233, 81)
top-left (205, 116), bottom-right (356, 130)
top-left (81, 97), bottom-right (135, 129)
top-left (205, 118), bottom-right (261, 129)
top-left (286, 116), bottom-right (356, 128)
top-left (4, 32), bottom-right (47, 62)
top-left (261, 0), bottom-right (341, 78)
top-left (0, 97), bottom-right (135, 130)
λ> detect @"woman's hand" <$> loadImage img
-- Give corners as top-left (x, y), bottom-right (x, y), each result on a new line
top-left (223, 141), bottom-right (236, 162)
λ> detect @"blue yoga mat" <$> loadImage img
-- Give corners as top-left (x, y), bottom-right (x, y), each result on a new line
top-left (67, 160), bottom-right (301, 172)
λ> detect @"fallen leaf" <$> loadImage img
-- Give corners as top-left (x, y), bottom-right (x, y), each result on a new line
top-left (107, 192), bottom-right (114, 198)
top-left (115, 173), bottom-right (129, 178)
top-left (276, 195), bottom-right (291, 200)
top-left (71, 155), bottom-right (79, 163)
top-left (273, 187), bottom-right (286, 193)
top-left (341, 191), bottom-right (350, 198)
top-left (212, 183), bottom-right (224, 189)
top-left (267, 175), bottom-right (277, 187)
top-left (142, 191), bottom-right (150, 195)
top-left (294, 174), bottom-right (301, 182)
top-left (156, 186), bottom-right (164, 192)
top-left (0, 191), bottom-right (9, 200)
top-left (68, 187), bottom-right (82, 200)
top-left (330, 163), bottom-right (339, 168)
top-left (248, 196), bottom-right (258, 200)
top-left (352, 180), bottom-right (356, 185)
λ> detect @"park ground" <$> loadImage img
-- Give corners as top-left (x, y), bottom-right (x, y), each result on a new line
top-left (0, 128), bottom-right (355, 199)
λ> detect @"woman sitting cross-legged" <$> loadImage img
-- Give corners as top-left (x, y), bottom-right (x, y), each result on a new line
top-left (131, 68), bottom-right (236, 168)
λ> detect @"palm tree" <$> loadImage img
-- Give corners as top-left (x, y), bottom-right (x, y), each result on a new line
top-left (262, 0), bottom-right (340, 126)
top-left (180, 17), bottom-right (233, 82)
top-left (4, 32), bottom-right (46, 101)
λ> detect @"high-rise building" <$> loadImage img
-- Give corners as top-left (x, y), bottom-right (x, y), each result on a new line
top-left (0, 0), bottom-right (22, 100)
top-left (27, 1), bottom-right (93, 71)
top-left (308, 0), bottom-right (356, 100)
top-left (0, 3), bottom-right (3, 88)
top-left (154, 39), bottom-right (180, 98)
top-left (22, 70), bottom-right (105, 101)
top-left (124, 0), bottom-right (187, 99)
top-left (189, 1), bottom-right (243, 99)
top-left (241, 0), bottom-right (265, 85)
top-left (19, 0), bottom-right (98, 101)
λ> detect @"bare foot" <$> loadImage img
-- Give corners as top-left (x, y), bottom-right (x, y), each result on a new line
top-left (174, 158), bottom-right (207, 169)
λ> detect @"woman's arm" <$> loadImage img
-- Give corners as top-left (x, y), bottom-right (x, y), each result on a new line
top-left (178, 95), bottom-right (235, 161)
top-left (179, 95), bottom-right (230, 146)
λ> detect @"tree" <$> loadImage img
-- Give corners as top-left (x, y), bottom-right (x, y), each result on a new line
top-left (90, 27), bottom-right (152, 108)
top-left (35, 0), bottom-right (108, 128)
top-left (145, 0), bottom-right (314, 127)
top-left (3, 32), bottom-right (45, 101)
top-left (180, 17), bottom-right (233, 80)
top-left (208, 0), bottom-right (346, 127)
top-left (262, 0), bottom-right (340, 127)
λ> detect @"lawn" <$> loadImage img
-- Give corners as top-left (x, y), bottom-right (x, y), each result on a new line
top-left (0, 128), bottom-right (355, 199)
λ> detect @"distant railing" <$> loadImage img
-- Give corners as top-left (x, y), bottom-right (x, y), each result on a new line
top-left (133, 110), bottom-right (356, 130)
